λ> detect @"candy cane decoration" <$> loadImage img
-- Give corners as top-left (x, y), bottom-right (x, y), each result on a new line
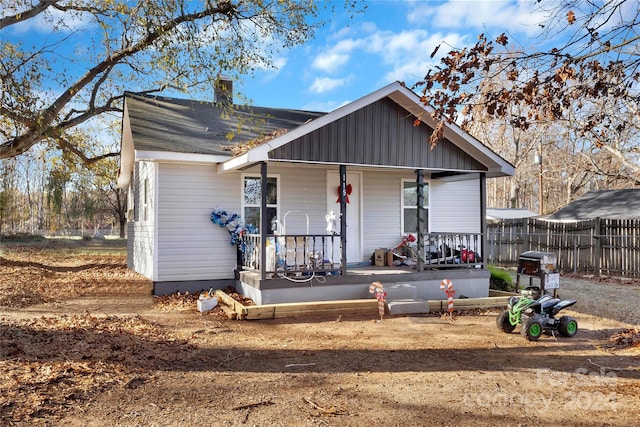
top-left (369, 281), bottom-right (386, 321)
top-left (440, 279), bottom-right (456, 319)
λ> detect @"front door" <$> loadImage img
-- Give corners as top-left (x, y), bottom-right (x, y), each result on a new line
top-left (326, 171), bottom-right (362, 264)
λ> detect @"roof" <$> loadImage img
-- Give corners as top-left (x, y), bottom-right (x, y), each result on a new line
top-left (548, 189), bottom-right (640, 220)
top-left (124, 92), bottom-right (325, 156)
top-left (486, 208), bottom-right (538, 220)
top-left (118, 82), bottom-right (515, 188)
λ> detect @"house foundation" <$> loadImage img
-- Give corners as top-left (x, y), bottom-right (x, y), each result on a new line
top-left (237, 267), bottom-right (490, 305)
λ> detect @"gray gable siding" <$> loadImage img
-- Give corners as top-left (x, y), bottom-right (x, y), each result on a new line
top-left (268, 97), bottom-right (486, 171)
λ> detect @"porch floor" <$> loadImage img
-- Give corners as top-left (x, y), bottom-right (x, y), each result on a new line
top-left (239, 264), bottom-right (450, 289)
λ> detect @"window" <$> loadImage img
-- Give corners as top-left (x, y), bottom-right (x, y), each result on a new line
top-left (127, 184), bottom-right (134, 222)
top-left (143, 178), bottom-right (149, 221)
top-left (242, 175), bottom-right (279, 232)
top-left (402, 179), bottom-right (428, 234)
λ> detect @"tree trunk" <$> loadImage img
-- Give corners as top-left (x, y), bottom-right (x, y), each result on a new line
top-left (119, 215), bottom-right (126, 239)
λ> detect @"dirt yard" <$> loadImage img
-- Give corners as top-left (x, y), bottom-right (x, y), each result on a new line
top-left (1, 241), bottom-right (639, 426)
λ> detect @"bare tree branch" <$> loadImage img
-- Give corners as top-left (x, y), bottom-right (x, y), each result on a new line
top-left (1, 1), bottom-right (250, 161)
top-left (0, 0), bottom-right (55, 30)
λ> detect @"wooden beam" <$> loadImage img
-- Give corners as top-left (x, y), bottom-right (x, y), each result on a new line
top-left (219, 304), bottom-right (238, 320)
top-left (427, 296), bottom-right (510, 312)
top-left (214, 289), bottom-right (248, 318)
top-left (479, 172), bottom-right (487, 270)
top-left (416, 169), bottom-right (425, 271)
top-left (245, 299), bottom-right (379, 320)
top-left (260, 161), bottom-right (268, 280)
top-left (213, 290), bottom-right (512, 321)
top-left (339, 164), bottom-right (347, 276)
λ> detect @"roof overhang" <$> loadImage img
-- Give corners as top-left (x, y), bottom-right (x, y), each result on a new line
top-left (218, 82), bottom-right (515, 178)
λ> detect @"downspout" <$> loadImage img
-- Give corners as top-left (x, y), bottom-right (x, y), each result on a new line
top-left (339, 164), bottom-right (347, 276)
top-left (260, 162), bottom-right (268, 280)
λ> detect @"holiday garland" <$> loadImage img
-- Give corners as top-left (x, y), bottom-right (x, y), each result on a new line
top-left (210, 207), bottom-right (256, 250)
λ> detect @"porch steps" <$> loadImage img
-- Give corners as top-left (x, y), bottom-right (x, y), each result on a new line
top-left (384, 286), bottom-right (514, 315)
top-left (382, 284), bottom-right (427, 315)
top-left (386, 299), bottom-right (431, 315)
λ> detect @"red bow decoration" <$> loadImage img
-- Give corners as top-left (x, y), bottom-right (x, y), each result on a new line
top-left (402, 234), bottom-right (416, 244)
top-left (336, 184), bottom-right (352, 203)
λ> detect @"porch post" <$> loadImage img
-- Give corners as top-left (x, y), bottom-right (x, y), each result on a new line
top-left (416, 169), bottom-right (425, 271)
top-left (339, 164), bottom-right (347, 275)
top-left (260, 161), bottom-right (268, 280)
top-left (479, 172), bottom-right (487, 269)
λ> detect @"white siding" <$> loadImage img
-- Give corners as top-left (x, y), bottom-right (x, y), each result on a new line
top-left (362, 170), bottom-right (415, 260)
top-left (430, 176), bottom-right (481, 233)
top-left (238, 164), bottom-right (409, 262)
top-left (156, 163), bottom-right (240, 281)
top-left (265, 167), bottom-right (481, 261)
top-left (271, 165), bottom-right (327, 235)
top-left (128, 161), bottom-right (156, 279)
top-left (274, 166), bottom-right (419, 263)
top-left (148, 161), bottom-right (483, 282)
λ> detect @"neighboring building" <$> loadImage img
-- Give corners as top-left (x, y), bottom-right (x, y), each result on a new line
top-left (548, 189), bottom-right (640, 220)
top-left (117, 81), bottom-right (515, 303)
top-left (486, 208), bottom-right (538, 222)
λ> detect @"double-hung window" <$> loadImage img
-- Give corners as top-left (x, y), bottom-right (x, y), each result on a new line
top-left (242, 175), bottom-right (279, 232)
top-left (402, 179), bottom-right (428, 235)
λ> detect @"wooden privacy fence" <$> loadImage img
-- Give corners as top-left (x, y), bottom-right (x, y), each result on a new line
top-left (487, 218), bottom-right (640, 278)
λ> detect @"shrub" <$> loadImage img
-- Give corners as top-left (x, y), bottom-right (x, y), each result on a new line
top-left (0, 233), bottom-right (46, 242)
top-left (488, 265), bottom-right (516, 292)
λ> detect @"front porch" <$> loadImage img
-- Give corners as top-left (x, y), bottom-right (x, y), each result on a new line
top-left (238, 264), bottom-right (490, 306)
top-left (237, 231), bottom-right (489, 305)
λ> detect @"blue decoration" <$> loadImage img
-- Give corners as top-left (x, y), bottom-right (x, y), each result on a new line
top-left (211, 207), bottom-right (256, 251)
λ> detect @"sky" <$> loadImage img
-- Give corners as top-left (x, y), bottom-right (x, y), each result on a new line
top-left (237, 0), bottom-right (551, 112)
top-left (4, 0), bottom-right (553, 115)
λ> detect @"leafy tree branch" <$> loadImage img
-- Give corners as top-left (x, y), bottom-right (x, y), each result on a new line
top-left (1, 0), bottom-right (341, 164)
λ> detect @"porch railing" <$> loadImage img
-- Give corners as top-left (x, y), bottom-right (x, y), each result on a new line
top-left (240, 232), bottom-right (484, 277)
top-left (398, 233), bottom-right (484, 269)
top-left (241, 233), bottom-right (342, 277)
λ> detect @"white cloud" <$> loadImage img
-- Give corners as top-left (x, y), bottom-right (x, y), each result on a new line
top-left (407, 0), bottom-right (548, 39)
top-left (309, 76), bottom-right (351, 94)
top-left (257, 56), bottom-right (288, 82)
top-left (9, 7), bottom-right (92, 34)
top-left (312, 51), bottom-right (351, 74)
top-left (311, 33), bottom-right (368, 73)
top-left (301, 99), bottom-right (351, 112)
top-left (310, 21), bottom-right (470, 88)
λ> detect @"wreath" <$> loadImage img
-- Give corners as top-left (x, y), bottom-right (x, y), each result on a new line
top-left (336, 183), bottom-right (352, 203)
top-left (211, 207), bottom-right (256, 251)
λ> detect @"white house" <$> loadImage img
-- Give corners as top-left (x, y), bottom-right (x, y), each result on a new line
top-left (117, 81), bottom-right (515, 305)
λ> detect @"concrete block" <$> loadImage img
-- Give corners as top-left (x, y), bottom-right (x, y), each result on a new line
top-left (386, 299), bottom-right (430, 315)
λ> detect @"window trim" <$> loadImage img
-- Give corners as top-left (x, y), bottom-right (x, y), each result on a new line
top-left (401, 178), bottom-right (429, 235)
top-left (143, 177), bottom-right (149, 222)
top-left (241, 173), bottom-right (280, 232)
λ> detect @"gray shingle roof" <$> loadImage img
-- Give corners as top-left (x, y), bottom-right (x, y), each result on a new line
top-left (548, 189), bottom-right (640, 220)
top-left (124, 92), bottom-right (326, 156)
top-left (486, 208), bottom-right (538, 220)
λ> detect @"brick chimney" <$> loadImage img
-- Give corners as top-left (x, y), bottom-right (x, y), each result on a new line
top-left (214, 75), bottom-right (233, 106)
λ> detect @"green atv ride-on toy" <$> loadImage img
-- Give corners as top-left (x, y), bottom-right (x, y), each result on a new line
top-left (496, 288), bottom-right (578, 341)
